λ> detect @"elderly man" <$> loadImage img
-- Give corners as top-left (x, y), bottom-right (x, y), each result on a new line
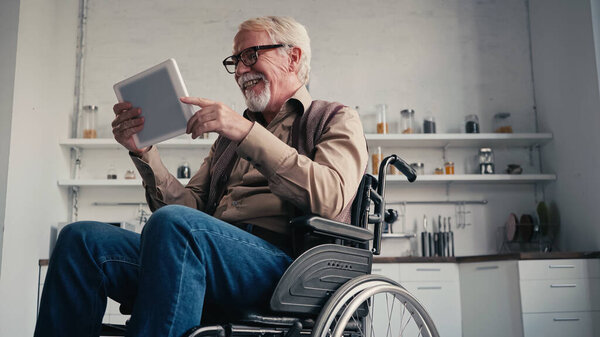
top-left (35, 16), bottom-right (367, 337)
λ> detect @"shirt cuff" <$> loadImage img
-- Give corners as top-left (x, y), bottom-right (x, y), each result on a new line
top-left (236, 122), bottom-right (294, 178)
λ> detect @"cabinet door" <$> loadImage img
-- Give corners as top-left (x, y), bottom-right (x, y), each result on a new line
top-left (402, 281), bottom-right (462, 337)
top-left (459, 261), bottom-right (523, 337)
top-left (371, 263), bottom-right (400, 281)
top-left (522, 312), bottom-right (594, 337)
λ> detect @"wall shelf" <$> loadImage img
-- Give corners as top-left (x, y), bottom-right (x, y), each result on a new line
top-left (59, 133), bottom-right (553, 150)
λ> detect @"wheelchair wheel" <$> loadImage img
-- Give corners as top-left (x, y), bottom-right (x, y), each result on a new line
top-left (312, 274), bottom-right (439, 337)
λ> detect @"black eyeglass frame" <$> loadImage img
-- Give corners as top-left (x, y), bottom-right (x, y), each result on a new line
top-left (222, 44), bottom-right (293, 74)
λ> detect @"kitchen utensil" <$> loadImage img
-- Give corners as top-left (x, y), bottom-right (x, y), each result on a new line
top-left (505, 213), bottom-right (518, 242)
top-left (421, 215), bottom-right (428, 257)
top-left (537, 201), bottom-right (549, 236)
top-left (519, 214), bottom-right (534, 242)
top-left (448, 218), bottom-right (454, 257)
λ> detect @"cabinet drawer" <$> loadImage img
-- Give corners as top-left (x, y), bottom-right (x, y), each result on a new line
top-left (371, 263), bottom-right (400, 281)
top-left (398, 263), bottom-right (459, 282)
top-left (522, 312), bottom-right (594, 337)
top-left (518, 259), bottom-right (591, 280)
top-left (402, 281), bottom-right (462, 337)
top-left (520, 279), bottom-right (593, 313)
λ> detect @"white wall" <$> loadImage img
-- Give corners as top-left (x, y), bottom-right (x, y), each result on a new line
top-left (530, 0), bottom-right (600, 251)
top-left (0, 0), bottom-right (78, 335)
top-left (0, 0), bottom-right (20, 276)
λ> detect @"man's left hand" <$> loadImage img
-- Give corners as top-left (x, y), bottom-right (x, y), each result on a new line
top-left (181, 97), bottom-right (253, 142)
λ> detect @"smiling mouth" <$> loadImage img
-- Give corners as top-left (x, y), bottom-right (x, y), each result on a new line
top-left (243, 78), bottom-right (261, 90)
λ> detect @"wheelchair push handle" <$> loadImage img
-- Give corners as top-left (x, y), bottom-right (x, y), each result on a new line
top-left (378, 154), bottom-right (417, 183)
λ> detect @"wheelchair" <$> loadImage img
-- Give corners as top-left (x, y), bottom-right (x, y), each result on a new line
top-left (102, 155), bottom-right (440, 337)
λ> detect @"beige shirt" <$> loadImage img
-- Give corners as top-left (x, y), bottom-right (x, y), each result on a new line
top-left (131, 86), bottom-right (368, 235)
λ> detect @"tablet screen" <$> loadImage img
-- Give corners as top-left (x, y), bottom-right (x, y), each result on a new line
top-left (118, 67), bottom-right (188, 147)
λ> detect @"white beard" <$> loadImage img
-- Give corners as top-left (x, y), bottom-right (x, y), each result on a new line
top-left (238, 73), bottom-right (271, 112)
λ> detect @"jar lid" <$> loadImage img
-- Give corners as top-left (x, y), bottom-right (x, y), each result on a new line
top-left (444, 161), bottom-right (454, 165)
top-left (479, 148), bottom-right (492, 152)
top-left (83, 105), bottom-right (98, 111)
top-left (410, 162), bottom-right (424, 168)
top-left (494, 112), bottom-right (511, 119)
top-left (400, 109), bottom-right (415, 116)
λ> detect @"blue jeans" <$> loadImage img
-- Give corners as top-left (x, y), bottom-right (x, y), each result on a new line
top-left (34, 205), bottom-right (293, 337)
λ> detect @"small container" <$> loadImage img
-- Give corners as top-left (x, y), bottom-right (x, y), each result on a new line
top-left (493, 112), bottom-right (513, 133)
top-left (372, 147), bottom-right (383, 175)
top-left (423, 116), bottom-right (436, 134)
top-left (434, 167), bottom-right (444, 175)
top-left (82, 105), bottom-right (98, 139)
top-left (400, 109), bottom-right (415, 134)
top-left (410, 162), bottom-right (425, 176)
top-left (444, 161), bottom-right (455, 175)
top-left (465, 114), bottom-right (480, 133)
top-left (376, 104), bottom-right (389, 134)
top-left (124, 169), bottom-right (136, 180)
top-left (177, 160), bottom-right (191, 179)
top-left (107, 164), bottom-right (117, 180)
top-left (479, 148), bottom-right (495, 174)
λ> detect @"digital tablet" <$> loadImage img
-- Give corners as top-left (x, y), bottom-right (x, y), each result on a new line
top-left (113, 58), bottom-right (194, 148)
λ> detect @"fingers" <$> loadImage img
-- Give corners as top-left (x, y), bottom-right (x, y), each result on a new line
top-left (112, 107), bottom-right (141, 128)
top-left (113, 102), bottom-right (132, 114)
top-left (180, 96), bottom-right (216, 107)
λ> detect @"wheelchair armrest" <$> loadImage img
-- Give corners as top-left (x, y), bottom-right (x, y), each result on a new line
top-left (291, 215), bottom-right (373, 243)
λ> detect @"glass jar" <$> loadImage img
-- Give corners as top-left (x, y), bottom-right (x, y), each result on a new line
top-left (444, 161), bottom-right (455, 175)
top-left (371, 147), bottom-right (383, 175)
top-left (177, 160), bottom-right (191, 179)
top-left (465, 114), bottom-right (480, 133)
top-left (423, 116), bottom-right (436, 134)
top-left (106, 164), bottom-right (117, 180)
top-left (124, 169), bottom-right (136, 180)
top-left (493, 112), bottom-right (513, 133)
top-left (82, 105), bottom-right (98, 139)
top-left (410, 162), bottom-right (425, 176)
top-left (479, 148), bottom-right (495, 174)
top-left (400, 109), bottom-right (415, 134)
top-left (434, 167), bottom-right (444, 175)
top-left (376, 104), bottom-right (389, 134)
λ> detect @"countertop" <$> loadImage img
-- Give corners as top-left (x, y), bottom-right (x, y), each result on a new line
top-left (373, 251), bottom-right (600, 263)
top-left (39, 251), bottom-right (600, 266)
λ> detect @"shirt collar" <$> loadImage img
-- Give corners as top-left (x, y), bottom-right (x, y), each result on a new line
top-left (244, 86), bottom-right (313, 126)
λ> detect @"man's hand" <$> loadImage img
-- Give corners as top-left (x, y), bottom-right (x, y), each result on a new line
top-left (112, 102), bottom-right (149, 155)
top-left (181, 97), bottom-right (253, 142)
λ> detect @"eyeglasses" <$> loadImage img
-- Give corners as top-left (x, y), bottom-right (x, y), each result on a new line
top-left (222, 44), bottom-right (292, 74)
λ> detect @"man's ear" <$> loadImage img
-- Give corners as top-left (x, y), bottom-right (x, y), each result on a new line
top-left (288, 46), bottom-right (302, 73)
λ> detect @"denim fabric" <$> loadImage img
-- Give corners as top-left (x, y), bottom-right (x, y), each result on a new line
top-left (34, 205), bottom-right (293, 337)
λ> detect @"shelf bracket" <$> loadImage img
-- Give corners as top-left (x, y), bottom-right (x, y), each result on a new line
top-left (70, 186), bottom-right (80, 223)
top-left (442, 142), bottom-right (450, 163)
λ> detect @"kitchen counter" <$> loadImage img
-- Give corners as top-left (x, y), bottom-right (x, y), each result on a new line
top-left (374, 251), bottom-right (600, 263)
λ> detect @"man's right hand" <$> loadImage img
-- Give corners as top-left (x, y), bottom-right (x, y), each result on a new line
top-left (112, 102), bottom-right (149, 155)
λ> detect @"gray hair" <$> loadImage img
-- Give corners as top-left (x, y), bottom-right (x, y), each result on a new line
top-left (237, 16), bottom-right (311, 85)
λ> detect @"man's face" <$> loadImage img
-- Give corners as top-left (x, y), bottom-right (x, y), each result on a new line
top-left (233, 30), bottom-right (291, 112)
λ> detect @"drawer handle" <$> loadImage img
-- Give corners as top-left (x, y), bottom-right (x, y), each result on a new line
top-left (416, 268), bottom-right (441, 272)
top-left (553, 318), bottom-right (580, 322)
top-left (549, 265), bottom-right (575, 269)
top-left (476, 266), bottom-right (499, 270)
top-left (550, 284), bottom-right (577, 288)
top-left (417, 286), bottom-right (442, 290)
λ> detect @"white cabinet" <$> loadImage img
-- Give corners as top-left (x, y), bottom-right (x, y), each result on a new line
top-left (460, 258), bottom-right (600, 337)
top-left (518, 259), bottom-right (600, 336)
top-left (372, 263), bottom-right (462, 337)
top-left (459, 261), bottom-right (524, 337)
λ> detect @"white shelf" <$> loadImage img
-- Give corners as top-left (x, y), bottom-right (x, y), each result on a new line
top-left (390, 174), bottom-right (556, 184)
top-left (59, 138), bottom-right (214, 149)
top-left (59, 133), bottom-right (553, 150)
top-left (365, 133), bottom-right (553, 148)
top-left (58, 178), bottom-right (190, 187)
top-left (57, 175), bottom-right (554, 187)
